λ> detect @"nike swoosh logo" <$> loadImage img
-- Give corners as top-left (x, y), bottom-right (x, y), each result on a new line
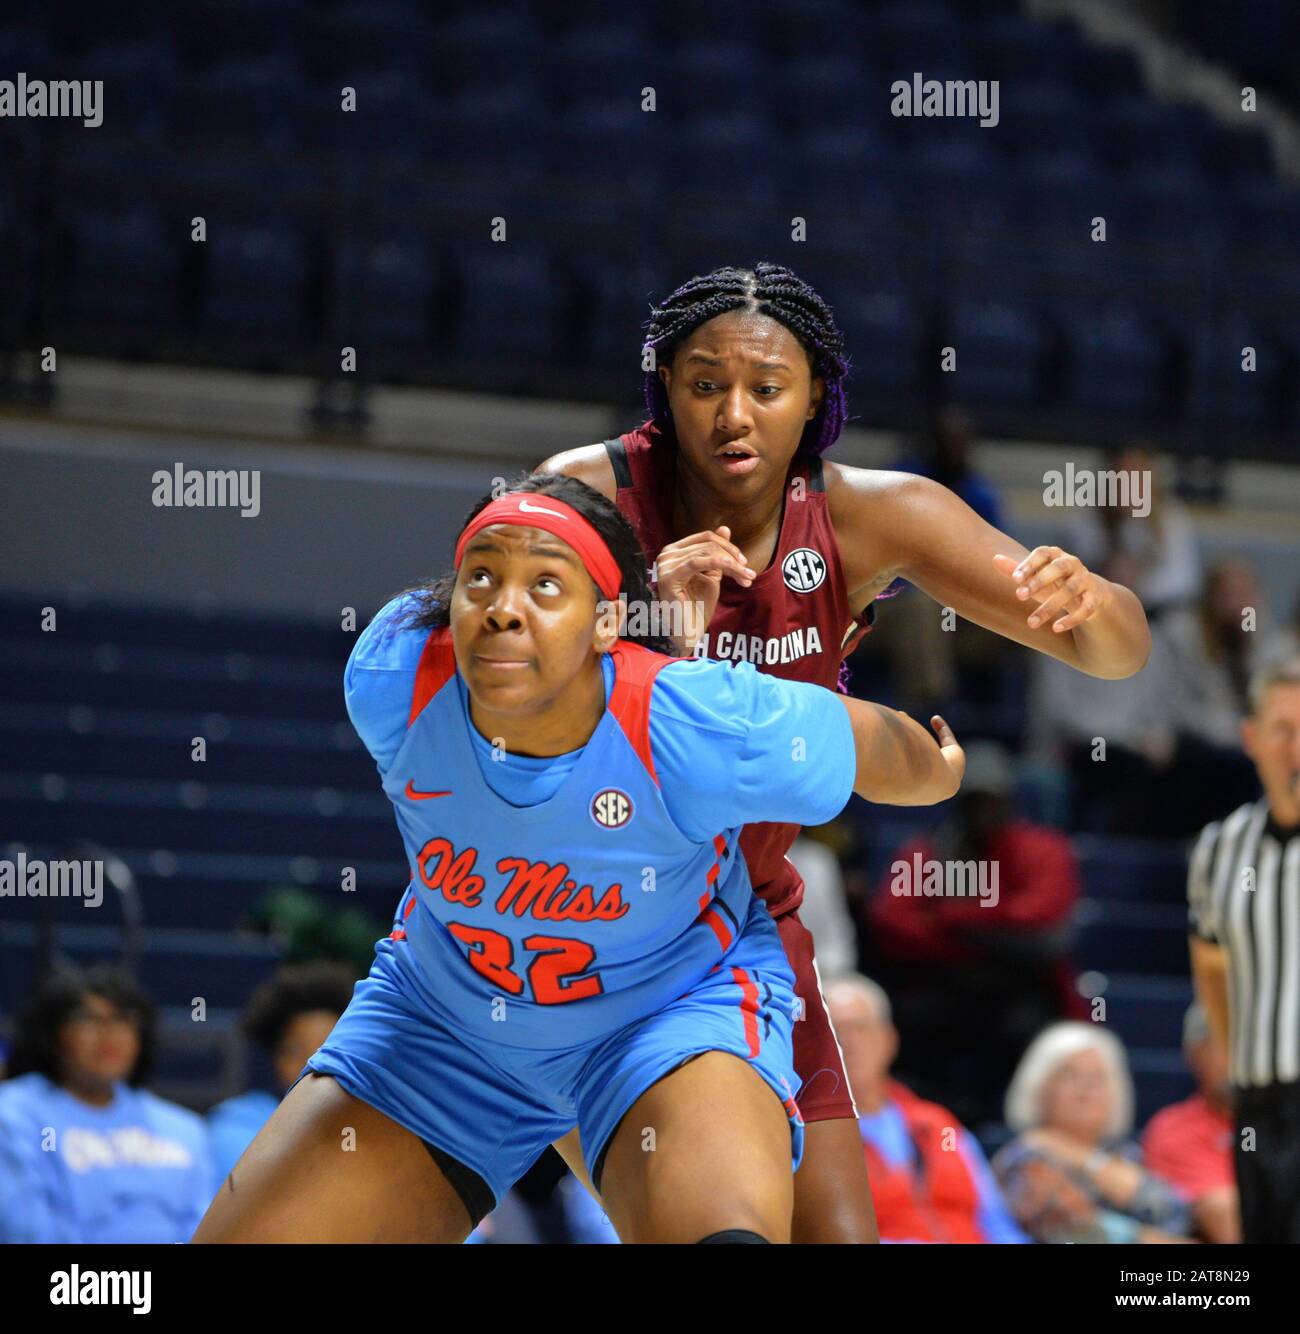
top-left (518, 498), bottom-right (564, 517)
top-left (406, 780), bottom-right (453, 800)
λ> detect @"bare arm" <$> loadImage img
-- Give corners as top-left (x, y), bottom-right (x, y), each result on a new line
top-left (838, 700), bottom-right (964, 806)
top-left (830, 468), bottom-right (1152, 680)
top-left (535, 443), bottom-right (617, 499)
top-left (1190, 935), bottom-right (1232, 1051)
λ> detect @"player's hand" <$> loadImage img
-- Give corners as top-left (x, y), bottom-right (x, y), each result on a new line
top-left (654, 526), bottom-right (754, 654)
top-left (930, 714), bottom-right (965, 796)
top-left (992, 547), bottom-right (1112, 634)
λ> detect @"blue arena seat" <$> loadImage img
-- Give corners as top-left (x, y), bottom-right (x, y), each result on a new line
top-left (1058, 301), bottom-right (1168, 418)
top-left (947, 296), bottom-right (1045, 407)
top-left (1074, 900), bottom-right (1190, 976)
top-left (1100, 975), bottom-right (1195, 1051)
top-left (62, 207), bottom-right (181, 335)
top-left (453, 249), bottom-right (561, 362)
top-left (201, 223), bottom-right (308, 342)
top-left (331, 236), bottom-right (436, 354)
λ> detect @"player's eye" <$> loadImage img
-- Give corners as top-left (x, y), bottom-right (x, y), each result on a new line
top-left (694, 380), bottom-right (719, 392)
top-left (535, 576), bottom-right (561, 594)
top-left (755, 384), bottom-right (781, 396)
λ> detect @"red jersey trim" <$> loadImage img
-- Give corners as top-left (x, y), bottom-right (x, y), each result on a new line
top-left (607, 639), bottom-right (675, 786)
top-left (408, 626), bottom-right (457, 727)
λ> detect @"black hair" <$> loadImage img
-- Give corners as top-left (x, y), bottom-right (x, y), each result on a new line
top-left (5, 965), bottom-right (157, 1088)
top-left (394, 471), bottom-right (672, 654)
top-left (241, 960), bottom-right (356, 1054)
top-left (641, 261), bottom-right (850, 455)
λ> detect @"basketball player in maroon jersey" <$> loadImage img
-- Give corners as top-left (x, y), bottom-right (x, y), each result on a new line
top-left (538, 262), bottom-right (1151, 1244)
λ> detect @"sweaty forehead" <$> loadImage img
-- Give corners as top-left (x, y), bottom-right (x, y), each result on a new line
top-left (684, 309), bottom-right (808, 365)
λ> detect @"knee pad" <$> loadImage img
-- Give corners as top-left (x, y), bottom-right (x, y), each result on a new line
top-left (695, 1228), bottom-right (770, 1244)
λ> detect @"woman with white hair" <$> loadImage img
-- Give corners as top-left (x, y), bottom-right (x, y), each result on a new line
top-left (992, 1022), bottom-right (1192, 1243)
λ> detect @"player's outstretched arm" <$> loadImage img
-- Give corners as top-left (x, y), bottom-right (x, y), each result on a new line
top-left (830, 468), bottom-right (1151, 680)
top-left (837, 698), bottom-right (964, 806)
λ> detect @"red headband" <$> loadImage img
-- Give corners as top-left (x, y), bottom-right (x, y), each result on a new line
top-left (453, 493), bottom-right (623, 601)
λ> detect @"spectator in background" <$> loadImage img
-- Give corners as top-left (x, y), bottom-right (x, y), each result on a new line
top-left (993, 1023), bottom-right (1192, 1244)
top-left (1028, 558), bottom-right (1263, 836)
top-left (879, 405), bottom-right (1010, 713)
top-left (1154, 557), bottom-right (1267, 829)
top-left (1037, 556), bottom-right (1267, 837)
top-left (1142, 1005), bottom-right (1239, 1244)
top-left (787, 833), bottom-right (858, 980)
top-left (207, 960), bottom-right (356, 1183)
top-left (1028, 623), bottom-right (1177, 835)
top-left (894, 405), bottom-right (1004, 531)
top-left (863, 741), bottom-right (1083, 1127)
top-left (1261, 588), bottom-right (1300, 667)
top-left (0, 966), bottom-right (216, 1243)
top-left (1068, 445), bottom-right (1202, 620)
top-left (825, 974), bottom-right (1027, 1244)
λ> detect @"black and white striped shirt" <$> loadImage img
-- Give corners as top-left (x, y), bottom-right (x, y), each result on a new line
top-left (1188, 798), bottom-right (1300, 1089)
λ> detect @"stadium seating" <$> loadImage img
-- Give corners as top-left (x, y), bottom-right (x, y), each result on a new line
top-left (0, 1), bottom-right (1293, 454)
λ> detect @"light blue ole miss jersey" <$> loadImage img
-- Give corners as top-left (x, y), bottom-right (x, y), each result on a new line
top-left (345, 596), bottom-right (857, 1050)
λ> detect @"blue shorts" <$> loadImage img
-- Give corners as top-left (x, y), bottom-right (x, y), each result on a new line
top-left (303, 893), bottom-right (804, 1225)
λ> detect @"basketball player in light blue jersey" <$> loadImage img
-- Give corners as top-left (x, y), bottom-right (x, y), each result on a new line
top-left (193, 474), bottom-right (964, 1245)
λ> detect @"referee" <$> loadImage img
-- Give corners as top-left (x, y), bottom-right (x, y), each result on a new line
top-left (1188, 656), bottom-right (1300, 1243)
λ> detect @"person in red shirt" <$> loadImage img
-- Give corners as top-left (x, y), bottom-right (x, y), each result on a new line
top-left (864, 741), bottom-right (1085, 1127)
top-left (1141, 1005), bottom-right (1240, 1243)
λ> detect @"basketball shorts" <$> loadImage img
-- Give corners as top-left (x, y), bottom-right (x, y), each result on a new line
top-left (301, 891), bottom-right (804, 1227)
top-left (777, 907), bottom-right (859, 1123)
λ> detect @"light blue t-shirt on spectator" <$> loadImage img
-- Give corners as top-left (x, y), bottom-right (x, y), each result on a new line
top-left (0, 1072), bottom-right (218, 1243)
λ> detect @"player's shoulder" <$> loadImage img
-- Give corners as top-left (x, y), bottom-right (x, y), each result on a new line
top-left (823, 459), bottom-right (946, 517)
top-left (649, 656), bottom-right (756, 736)
top-left (650, 654), bottom-right (832, 730)
top-left (536, 442), bottom-right (617, 500)
top-left (351, 592), bottom-right (431, 675)
top-left (822, 460), bottom-right (947, 559)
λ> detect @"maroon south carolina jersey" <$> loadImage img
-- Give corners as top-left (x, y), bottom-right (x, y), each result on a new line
top-left (605, 421), bottom-right (875, 918)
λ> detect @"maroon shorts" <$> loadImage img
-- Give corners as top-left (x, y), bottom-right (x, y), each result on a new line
top-left (775, 909), bottom-right (858, 1123)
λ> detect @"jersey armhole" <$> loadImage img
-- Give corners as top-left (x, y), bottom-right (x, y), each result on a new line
top-left (407, 627), bottom-right (456, 726)
top-left (603, 436), bottom-right (633, 489)
top-left (607, 641), bottom-right (675, 786)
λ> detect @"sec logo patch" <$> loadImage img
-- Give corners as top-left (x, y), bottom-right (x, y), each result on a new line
top-left (782, 547), bottom-right (827, 593)
top-left (591, 788), bottom-right (633, 829)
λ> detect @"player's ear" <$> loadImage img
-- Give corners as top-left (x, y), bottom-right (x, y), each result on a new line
top-left (807, 376), bottom-right (825, 421)
top-left (658, 363), bottom-right (672, 394)
top-left (593, 596), bottom-right (622, 651)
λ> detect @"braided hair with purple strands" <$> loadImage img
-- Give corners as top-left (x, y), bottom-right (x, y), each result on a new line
top-left (641, 262), bottom-right (850, 457)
